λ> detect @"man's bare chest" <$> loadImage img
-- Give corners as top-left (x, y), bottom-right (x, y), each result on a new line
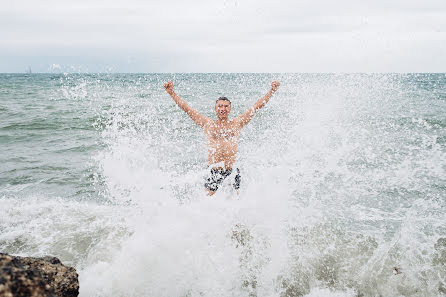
top-left (207, 124), bottom-right (239, 140)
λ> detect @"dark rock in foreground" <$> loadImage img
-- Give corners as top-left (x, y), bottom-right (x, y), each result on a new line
top-left (0, 253), bottom-right (78, 297)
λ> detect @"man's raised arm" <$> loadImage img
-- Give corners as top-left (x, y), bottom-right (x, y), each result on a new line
top-left (235, 81), bottom-right (280, 128)
top-left (164, 81), bottom-right (210, 128)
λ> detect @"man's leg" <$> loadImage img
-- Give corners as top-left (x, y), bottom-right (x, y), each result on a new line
top-left (205, 173), bottom-right (217, 196)
top-left (233, 168), bottom-right (241, 194)
top-left (205, 168), bottom-right (223, 196)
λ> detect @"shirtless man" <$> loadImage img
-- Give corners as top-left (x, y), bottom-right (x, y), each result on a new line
top-left (164, 80), bottom-right (280, 195)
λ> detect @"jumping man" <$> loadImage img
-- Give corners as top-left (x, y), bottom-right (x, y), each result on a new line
top-left (164, 80), bottom-right (280, 195)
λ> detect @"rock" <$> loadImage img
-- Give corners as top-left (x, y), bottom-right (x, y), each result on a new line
top-left (0, 253), bottom-right (79, 297)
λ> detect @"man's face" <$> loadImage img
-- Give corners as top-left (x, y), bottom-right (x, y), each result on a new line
top-left (215, 100), bottom-right (231, 119)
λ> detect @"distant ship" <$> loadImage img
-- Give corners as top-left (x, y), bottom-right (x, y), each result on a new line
top-left (26, 66), bottom-right (32, 74)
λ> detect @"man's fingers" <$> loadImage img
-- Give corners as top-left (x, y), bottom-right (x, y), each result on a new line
top-left (271, 81), bottom-right (280, 91)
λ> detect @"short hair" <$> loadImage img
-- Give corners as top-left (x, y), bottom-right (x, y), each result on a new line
top-left (216, 96), bottom-right (231, 105)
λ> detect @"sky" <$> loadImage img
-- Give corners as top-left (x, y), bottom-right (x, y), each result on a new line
top-left (1, 0), bottom-right (446, 73)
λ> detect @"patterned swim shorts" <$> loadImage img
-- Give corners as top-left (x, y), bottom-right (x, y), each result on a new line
top-left (204, 167), bottom-right (241, 192)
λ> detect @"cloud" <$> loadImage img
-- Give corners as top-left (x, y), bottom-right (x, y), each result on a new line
top-left (1, 0), bottom-right (445, 72)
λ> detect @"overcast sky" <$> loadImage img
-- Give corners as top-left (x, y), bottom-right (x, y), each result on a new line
top-left (1, 0), bottom-right (446, 72)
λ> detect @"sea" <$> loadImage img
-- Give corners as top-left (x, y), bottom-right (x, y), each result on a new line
top-left (1, 73), bottom-right (445, 297)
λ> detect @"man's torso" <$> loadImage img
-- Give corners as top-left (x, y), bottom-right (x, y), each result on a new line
top-left (204, 119), bottom-right (241, 169)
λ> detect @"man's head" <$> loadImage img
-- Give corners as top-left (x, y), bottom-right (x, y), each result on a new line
top-left (215, 96), bottom-right (231, 120)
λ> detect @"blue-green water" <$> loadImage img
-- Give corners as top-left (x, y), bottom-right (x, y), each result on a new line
top-left (1, 73), bottom-right (446, 296)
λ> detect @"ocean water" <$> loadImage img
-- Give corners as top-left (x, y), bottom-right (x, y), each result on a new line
top-left (1, 73), bottom-right (445, 297)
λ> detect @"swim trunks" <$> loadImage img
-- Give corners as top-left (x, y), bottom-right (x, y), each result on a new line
top-left (204, 167), bottom-right (241, 192)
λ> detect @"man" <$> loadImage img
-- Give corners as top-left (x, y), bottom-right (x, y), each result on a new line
top-left (164, 80), bottom-right (280, 195)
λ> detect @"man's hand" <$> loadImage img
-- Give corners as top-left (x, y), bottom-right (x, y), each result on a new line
top-left (164, 81), bottom-right (211, 128)
top-left (235, 80), bottom-right (280, 128)
top-left (271, 81), bottom-right (280, 92)
top-left (164, 81), bottom-right (174, 94)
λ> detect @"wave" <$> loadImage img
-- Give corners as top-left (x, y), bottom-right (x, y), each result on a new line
top-left (1, 73), bottom-right (445, 296)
